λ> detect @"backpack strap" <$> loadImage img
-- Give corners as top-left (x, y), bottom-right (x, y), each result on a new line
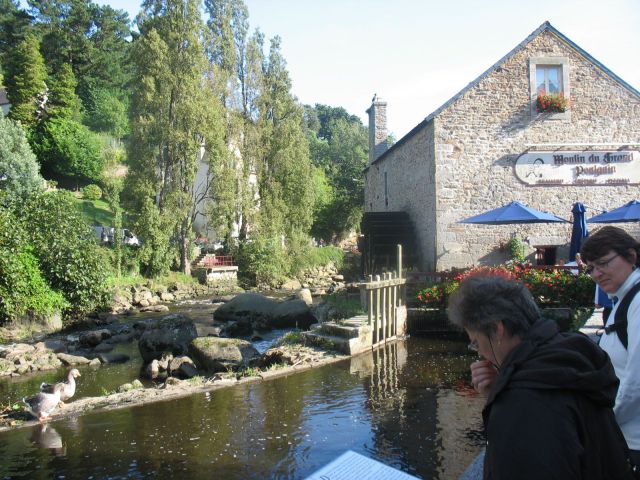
top-left (606, 281), bottom-right (640, 350)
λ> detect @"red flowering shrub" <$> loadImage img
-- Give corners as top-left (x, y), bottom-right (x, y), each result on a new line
top-left (416, 262), bottom-right (593, 309)
top-left (536, 91), bottom-right (569, 113)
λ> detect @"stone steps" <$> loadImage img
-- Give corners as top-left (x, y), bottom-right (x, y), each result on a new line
top-left (302, 315), bottom-right (373, 355)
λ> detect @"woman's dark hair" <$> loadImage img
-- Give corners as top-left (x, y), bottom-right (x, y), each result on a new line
top-left (447, 274), bottom-right (540, 337)
top-left (580, 226), bottom-right (640, 265)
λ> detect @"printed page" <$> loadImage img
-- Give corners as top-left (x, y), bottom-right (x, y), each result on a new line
top-left (305, 450), bottom-right (419, 480)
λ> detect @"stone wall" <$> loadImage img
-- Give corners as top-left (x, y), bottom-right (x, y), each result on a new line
top-left (365, 122), bottom-right (438, 269)
top-left (365, 27), bottom-right (640, 271)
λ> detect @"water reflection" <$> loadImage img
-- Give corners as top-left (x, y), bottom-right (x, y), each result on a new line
top-left (0, 337), bottom-right (485, 479)
top-left (29, 423), bottom-right (66, 456)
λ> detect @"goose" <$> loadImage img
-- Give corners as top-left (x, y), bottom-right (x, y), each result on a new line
top-left (23, 383), bottom-right (64, 422)
top-left (40, 368), bottom-right (81, 404)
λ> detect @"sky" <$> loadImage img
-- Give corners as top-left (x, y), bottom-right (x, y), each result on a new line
top-left (21, 0), bottom-right (640, 139)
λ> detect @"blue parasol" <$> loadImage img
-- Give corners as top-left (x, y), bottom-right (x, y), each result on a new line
top-left (587, 200), bottom-right (640, 223)
top-left (568, 202), bottom-right (588, 261)
top-left (460, 201), bottom-right (568, 225)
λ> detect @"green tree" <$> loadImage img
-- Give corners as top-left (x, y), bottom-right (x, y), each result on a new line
top-left (0, 116), bottom-right (46, 203)
top-left (84, 86), bottom-right (129, 137)
top-left (0, 0), bottom-right (32, 69)
top-left (22, 190), bottom-right (110, 317)
top-left (46, 62), bottom-right (82, 120)
top-left (305, 104), bottom-right (368, 241)
top-left (127, 0), bottom-right (225, 276)
top-left (5, 33), bottom-right (47, 128)
top-left (33, 115), bottom-right (103, 182)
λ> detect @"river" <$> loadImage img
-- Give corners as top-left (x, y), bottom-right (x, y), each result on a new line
top-left (0, 301), bottom-right (485, 479)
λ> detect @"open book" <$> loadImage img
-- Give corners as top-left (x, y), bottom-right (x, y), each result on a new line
top-left (305, 450), bottom-right (419, 480)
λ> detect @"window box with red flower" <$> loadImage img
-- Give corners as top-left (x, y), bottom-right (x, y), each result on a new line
top-left (536, 91), bottom-right (570, 113)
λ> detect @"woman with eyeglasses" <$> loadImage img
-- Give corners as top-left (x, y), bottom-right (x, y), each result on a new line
top-left (449, 274), bottom-right (633, 479)
top-left (581, 226), bottom-right (640, 476)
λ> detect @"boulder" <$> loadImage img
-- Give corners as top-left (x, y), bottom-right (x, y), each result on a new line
top-left (80, 329), bottom-right (112, 347)
top-left (41, 340), bottom-right (67, 354)
top-left (295, 288), bottom-right (313, 306)
top-left (281, 279), bottom-right (302, 291)
top-left (57, 353), bottom-right (92, 365)
top-left (160, 292), bottom-right (175, 302)
top-left (271, 299), bottom-right (316, 330)
top-left (139, 304), bottom-right (170, 313)
top-left (189, 337), bottom-right (260, 373)
top-left (169, 356), bottom-right (198, 379)
top-left (213, 293), bottom-right (278, 324)
top-left (137, 315), bottom-right (198, 363)
top-left (98, 352), bottom-right (130, 364)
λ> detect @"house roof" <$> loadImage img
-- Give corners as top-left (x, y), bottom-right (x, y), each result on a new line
top-left (0, 88), bottom-right (8, 106)
top-left (369, 21), bottom-right (640, 167)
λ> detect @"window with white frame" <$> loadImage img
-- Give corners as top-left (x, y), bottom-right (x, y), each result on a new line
top-left (529, 57), bottom-right (570, 119)
top-left (536, 65), bottom-right (563, 95)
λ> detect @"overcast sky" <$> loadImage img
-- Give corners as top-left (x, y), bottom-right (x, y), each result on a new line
top-left (22, 0), bottom-right (640, 139)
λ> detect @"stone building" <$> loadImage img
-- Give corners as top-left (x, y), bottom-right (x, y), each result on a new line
top-left (363, 21), bottom-right (640, 273)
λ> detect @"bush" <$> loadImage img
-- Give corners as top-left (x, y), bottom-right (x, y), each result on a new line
top-left (0, 116), bottom-right (46, 203)
top-left (82, 184), bottom-right (102, 201)
top-left (0, 208), bottom-right (67, 323)
top-left (21, 190), bottom-right (111, 318)
top-left (416, 263), bottom-right (594, 310)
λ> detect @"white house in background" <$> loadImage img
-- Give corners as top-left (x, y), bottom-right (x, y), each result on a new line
top-left (0, 88), bottom-right (10, 116)
top-left (192, 138), bottom-right (259, 243)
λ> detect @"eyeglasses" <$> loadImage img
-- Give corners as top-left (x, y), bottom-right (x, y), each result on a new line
top-left (585, 254), bottom-right (619, 276)
top-left (468, 339), bottom-right (479, 352)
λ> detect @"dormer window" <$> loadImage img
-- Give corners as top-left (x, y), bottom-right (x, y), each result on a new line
top-left (529, 56), bottom-right (570, 120)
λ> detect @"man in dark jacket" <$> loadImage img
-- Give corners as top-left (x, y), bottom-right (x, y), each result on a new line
top-left (449, 274), bottom-right (633, 480)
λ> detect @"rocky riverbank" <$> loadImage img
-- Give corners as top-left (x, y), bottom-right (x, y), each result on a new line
top-left (0, 342), bottom-right (347, 431)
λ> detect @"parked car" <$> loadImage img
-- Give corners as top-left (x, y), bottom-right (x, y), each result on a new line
top-left (92, 226), bottom-right (141, 246)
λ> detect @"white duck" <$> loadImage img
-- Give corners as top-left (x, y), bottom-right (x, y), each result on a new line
top-left (23, 383), bottom-right (64, 422)
top-left (40, 368), bottom-right (81, 404)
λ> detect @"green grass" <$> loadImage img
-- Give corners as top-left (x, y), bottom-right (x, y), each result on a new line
top-left (76, 197), bottom-right (114, 226)
top-left (106, 272), bottom-right (199, 288)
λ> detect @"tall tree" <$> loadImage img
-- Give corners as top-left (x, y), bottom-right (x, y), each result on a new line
top-left (127, 0), bottom-right (225, 276)
top-left (5, 33), bottom-right (47, 129)
top-left (256, 36), bottom-right (314, 239)
top-left (0, 0), bottom-right (32, 72)
top-left (46, 62), bottom-right (82, 120)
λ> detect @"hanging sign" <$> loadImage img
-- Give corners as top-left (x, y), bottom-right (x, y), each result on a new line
top-left (515, 150), bottom-right (640, 186)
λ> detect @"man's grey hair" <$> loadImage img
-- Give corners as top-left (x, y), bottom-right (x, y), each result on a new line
top-left (447, 274), bottom-right (541, 336)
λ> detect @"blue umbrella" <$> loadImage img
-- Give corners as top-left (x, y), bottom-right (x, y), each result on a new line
top-left (460, 201), bottom-right (568, 225)
top-left (587, 200), bottom-right (640, 223)
top-left (568, 202), bottom-right (588, 261)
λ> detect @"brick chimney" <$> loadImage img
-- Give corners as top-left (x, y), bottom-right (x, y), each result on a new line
top-left (366, 94), bottom-right (388, 164)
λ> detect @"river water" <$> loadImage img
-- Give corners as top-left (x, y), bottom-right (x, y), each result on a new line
top-left (0, 301), bottom-right (485, 479)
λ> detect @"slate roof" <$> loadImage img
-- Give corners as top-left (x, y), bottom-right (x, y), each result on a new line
top-left (370, 21), bottom-right (640, 166)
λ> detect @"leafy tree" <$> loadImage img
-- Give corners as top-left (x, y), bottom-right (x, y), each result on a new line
top-left (5, 33), bottom-right (47, 128)
top-left (0, 116), bottom-right (45, 203)
top-left (21, 190), bottom-right (110, 317)
top-left (305, 104), bottom-right (368, 241)
top-left (32, 116), bottom-right (103, 182)
top-left (127, 0), bottom-right (225, 276)
top-left (84, 86), bottom-right (129, 137)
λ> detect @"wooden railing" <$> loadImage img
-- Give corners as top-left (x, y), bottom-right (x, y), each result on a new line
top-left (360, 245), bottom-right (407, 346)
